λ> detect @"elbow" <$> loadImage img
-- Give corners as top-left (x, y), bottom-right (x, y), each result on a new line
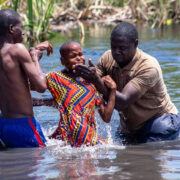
top-left (115, 101), bottom-right (128, 111)
top-left (37, 88), bottom-right (46, 93)
top-left (35, 83), bottom-right (47, 93)
top-left (36, 78), bottom-right (47, 93)
top-left (37, 86), bottom-right (47, 93)
top-left (103, 116), bottom-right (111, 123)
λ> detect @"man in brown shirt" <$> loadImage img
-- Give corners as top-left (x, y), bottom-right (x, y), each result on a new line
top-left (75, 22), bottom-right (180, 144)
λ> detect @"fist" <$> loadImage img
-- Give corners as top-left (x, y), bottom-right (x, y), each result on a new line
top-left (29, 48), bottom-right (43, 61)
top-left (102, 75), bottom-right (117, 90)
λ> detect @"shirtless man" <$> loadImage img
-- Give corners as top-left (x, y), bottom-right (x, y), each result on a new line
top-left (0, 9), bottom-right (52, 148)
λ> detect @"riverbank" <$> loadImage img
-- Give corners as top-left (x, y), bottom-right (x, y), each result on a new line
top-left (50, 1), bottom-right (180, 32)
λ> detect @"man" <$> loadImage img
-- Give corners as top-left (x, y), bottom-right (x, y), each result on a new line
top-left (0, 9), bottom-right (52, 148)
top-left (74, 21), bottom-right (180, 144)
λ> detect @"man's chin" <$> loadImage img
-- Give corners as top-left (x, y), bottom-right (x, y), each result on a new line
top-left (115, 59), bottom-right (123, 65)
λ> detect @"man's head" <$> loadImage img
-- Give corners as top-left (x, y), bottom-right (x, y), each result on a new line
top-left (59, 42), bottom-right (85, 70)
top-left (0, 9), bottom-right (23, 43)
top-left (111, 22), bottom-right (138, 68)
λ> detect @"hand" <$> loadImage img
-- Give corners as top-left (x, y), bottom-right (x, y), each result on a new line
top-left (34, 41), bottom-right (53, 56)
top-left (29, 48), bottom-right (43, 62)
top-left (73, 59), bottom-right (97, 82)
top-left (102, 75), bottom-right (117, 90)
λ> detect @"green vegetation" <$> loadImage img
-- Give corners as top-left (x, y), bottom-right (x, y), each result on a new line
top-left (0, 0), bottom-right (179, 41)
top-left (0, 0), bottom-right (55, 42)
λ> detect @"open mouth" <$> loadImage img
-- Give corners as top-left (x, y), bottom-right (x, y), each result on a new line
top-left (76, 62), bottom-right (84, 65)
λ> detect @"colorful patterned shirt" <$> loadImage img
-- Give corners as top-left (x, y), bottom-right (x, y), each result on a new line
top-left (46, 71), bottom-right (103, 147)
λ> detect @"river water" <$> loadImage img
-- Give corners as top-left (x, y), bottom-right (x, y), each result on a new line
top-left (1, 23), bottom-right (180, 180)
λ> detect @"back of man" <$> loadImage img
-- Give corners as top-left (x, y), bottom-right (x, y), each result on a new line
top-left (0, 9), bottom-right (48, 148)
top-left (0, 43), bottom-right (33, 118)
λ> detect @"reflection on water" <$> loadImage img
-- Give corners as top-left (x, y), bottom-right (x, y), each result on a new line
top-left (1, 23), bottom-right (180, 180)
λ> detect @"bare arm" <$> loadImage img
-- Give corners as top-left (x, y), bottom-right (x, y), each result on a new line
top-left (34, 41), bottom-right (53, 56)
top-left (13, 43), bottom-right (47, 92)
top-left (32, 97), bottom-right (57, 107)
top-left (28, 41), bottom-right (53, 90)
top-left (74, 60), bottom-right (141, 111)
top-left (98, 75), bottom-right (116, 123)
top-left (74, 59), bottom-right (109, 96)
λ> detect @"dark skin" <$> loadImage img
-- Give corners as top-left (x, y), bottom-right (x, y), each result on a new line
top-left (74, 35), bottom-right (141, 111)
top-left (0, 17), bottom-right (53, 119)
top-left (62, 43), bottom-right (117, 123)
top-left (32, 42), bottom-right (117, 123)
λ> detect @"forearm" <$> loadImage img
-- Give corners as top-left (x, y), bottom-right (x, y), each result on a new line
top-left (33, 60), bottom-right (44, 75)
top-left (114, 84), bottom-right (142, 111)
top-left (32, 97), bottom-right (56, 107)
top-left (29, 47), bottom-right (44, 74)
top-left (114, 91), bottom-right (129, 111)
top-left (92, 75), bottom-right (109, 98)
top-left (101, 88), bottom-right (116, 123)
top-left (28, 73), bottom-right (47, 93)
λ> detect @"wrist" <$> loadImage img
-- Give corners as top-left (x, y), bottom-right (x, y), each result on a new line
top-left (92, 73), bottom-right (100, 84)
top-left (110, 88), bottom-right (116, 93)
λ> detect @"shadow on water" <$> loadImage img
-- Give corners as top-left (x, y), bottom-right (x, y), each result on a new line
top-left (1, 23), bottom-right (180, 180)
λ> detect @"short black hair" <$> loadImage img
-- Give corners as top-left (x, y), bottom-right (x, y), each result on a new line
top-left (111, 22), bottom-right (138, 43)
top-left (60, 42), bottom-right (80, 58)
top-left (0, 9), bottom-right (21, 36)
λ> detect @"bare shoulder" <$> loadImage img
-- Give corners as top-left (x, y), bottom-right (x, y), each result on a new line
top-left (7, 43), bottom-right (33, 65)
top-left (1, 43), bottom-right (27, 58)
top-left (10, 43), bottom-right (28, 57)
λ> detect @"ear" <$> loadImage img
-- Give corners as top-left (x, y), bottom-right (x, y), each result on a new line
top-left (134, 39), bottom-right (138, 48)
top-left (61, 57), bottom-right (65, 65)
top-left (9, 24), bottom-right (14, 34)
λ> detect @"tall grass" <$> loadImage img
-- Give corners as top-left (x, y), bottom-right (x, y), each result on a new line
top-left (1, 0), bottom-right (180, 38)
top-left (27, 0), bottom-right (33, 43)
top-left (0, 0), bottom-right (55, 41)
top-left (25, 0), bottom-right (55, 41)
top-left (14, 0), bottom-right (18, 11)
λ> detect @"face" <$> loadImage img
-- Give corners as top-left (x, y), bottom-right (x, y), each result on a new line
top-left (111, 36), bottom-right (137, 68)
top-left (61, 44), bottom-right (85, 70)
top-left (11, 19), bottom-right (24, 43)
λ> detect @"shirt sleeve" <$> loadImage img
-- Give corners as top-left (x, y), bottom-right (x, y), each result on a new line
top-left (130, 66), bottom-right (160, 95)
top-left (96, 56), bottom-right (106, 77)
top-left (96, 50), bottom-right (112, 77)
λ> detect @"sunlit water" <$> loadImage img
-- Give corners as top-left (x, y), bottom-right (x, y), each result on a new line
top-left (1, 23), bottom-right (180, 180)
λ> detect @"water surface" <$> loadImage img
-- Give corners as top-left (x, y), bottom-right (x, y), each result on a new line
top-left (1, 23), bottom-right (180, 180)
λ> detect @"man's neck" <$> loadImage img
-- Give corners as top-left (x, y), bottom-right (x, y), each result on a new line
top-left (0, 36), bottom-right (13, 49)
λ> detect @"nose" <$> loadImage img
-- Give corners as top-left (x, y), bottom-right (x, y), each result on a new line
top-left (113, 49), bottom-right (122, 56)
top-left (114, 48), bottom-right (122, 54)
top-left (76, 56), bottom-right (81, 61)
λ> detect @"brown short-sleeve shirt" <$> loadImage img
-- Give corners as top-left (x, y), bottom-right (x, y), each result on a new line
top-left (96, 48), bottom-right (178, 132)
